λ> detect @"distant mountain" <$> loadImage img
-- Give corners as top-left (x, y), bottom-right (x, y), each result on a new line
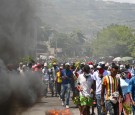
top-left (35, 0), bottom-right (135, 35)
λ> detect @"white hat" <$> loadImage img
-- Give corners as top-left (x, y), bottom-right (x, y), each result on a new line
top-left (120, 65), bottom-right (124, 68)
top-left (89, 65), bottom-right (94, 69)
top-left (44, 63), bottom-right (47, 67)
top-left (99, 61), bottom-right (105, 65)
top-left (97, 65), bottom-right (101, 69)
top-left (65, 63), bottom-right (70, 66)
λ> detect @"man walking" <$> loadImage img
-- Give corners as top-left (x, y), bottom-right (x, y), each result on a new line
top-left (101, 65), bottom-right (123, 115)
top-left (61, 63), bottom-right (73, 108)
top-left (77, 65), bottom-right (95, 115)
top-left (92, 65), bottom-right (104, 115)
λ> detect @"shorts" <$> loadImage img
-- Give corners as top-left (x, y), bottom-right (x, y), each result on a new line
top-left (80, 96), bottom-right (93, 106)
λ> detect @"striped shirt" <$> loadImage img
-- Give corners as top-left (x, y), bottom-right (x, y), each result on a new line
top-left (102, 75), bottom-right (118, 100)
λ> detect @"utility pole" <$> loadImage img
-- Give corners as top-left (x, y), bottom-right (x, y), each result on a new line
top-left (55, 35), bottom-right (58, 58)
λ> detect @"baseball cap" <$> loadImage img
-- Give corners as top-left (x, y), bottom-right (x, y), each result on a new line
top-left (65, 63), bottom-right (70, 66)
top-left (97, 65), bottom-right (101, 69)
top-left (89, 65), bottom-right (94, 69)
top-left (44, 63), bottom-right (47, 67)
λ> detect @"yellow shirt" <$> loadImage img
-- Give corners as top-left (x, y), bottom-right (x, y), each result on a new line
top-left (56, 71), bottom-right (62, 83)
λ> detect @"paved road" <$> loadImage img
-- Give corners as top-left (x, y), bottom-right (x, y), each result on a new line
top-left (21, 94), bottom-right (80, 115)
top-left (18, 90), bottom-right (99, 115)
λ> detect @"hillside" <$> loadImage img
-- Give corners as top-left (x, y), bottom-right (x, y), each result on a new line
top-left (34, 0), bottom-right (135, 35)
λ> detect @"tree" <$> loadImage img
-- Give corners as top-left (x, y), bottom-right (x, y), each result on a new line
top-left (49, 30), bottom-right (87, 57)
top-left (91, 24), bottom-right (135, 57)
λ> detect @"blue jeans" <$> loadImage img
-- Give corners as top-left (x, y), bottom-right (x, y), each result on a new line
top-left (61, 83), bottom-right (71, 105)
top-left (49, 80), bottom-right (54, 96)
top-left (43, 80), bottom-right (49, 96)
top-left (96, 94), bottom-right (102, 115)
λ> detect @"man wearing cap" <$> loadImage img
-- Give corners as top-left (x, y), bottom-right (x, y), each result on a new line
top-left (61, 63), bottom-right (73, 108)
top-left (92, 64), bottom-right (103, 115)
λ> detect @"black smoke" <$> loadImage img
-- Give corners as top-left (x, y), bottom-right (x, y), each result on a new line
top-left (0, 0), bottom-right (36, 64)
top-left (0, 0), bottom-right (43, 114)
top-left (0, 59), bottom-right (42, 115)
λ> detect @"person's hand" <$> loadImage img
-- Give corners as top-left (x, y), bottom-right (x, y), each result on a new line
top-left (90, 89), bottom-right (94, 94)
top-left (77, 85), bottom-right (83, 91)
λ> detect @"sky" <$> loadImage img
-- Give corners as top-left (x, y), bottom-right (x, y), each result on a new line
top-left (103, 0), bottom-right (135, 4)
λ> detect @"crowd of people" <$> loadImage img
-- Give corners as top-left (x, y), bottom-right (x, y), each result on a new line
top-left (17, 59), bottom-right (135, 115)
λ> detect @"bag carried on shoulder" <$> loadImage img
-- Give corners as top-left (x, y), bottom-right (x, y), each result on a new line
top-left (109, 91), bottom-right (119, 104)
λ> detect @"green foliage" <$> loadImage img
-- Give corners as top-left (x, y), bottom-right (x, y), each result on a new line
top-left (123, 103), bottom-right (132, 114)
top-left (91, 24), bottom-right (135, 57)
top-left (19, 56), bottom-right (35, 64)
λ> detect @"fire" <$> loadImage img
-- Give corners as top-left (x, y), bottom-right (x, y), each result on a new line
top-left (46, 109), bottom-right (71, 115)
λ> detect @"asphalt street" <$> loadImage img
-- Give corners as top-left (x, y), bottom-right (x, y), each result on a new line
top-left (21, 94), bottom-right (81, 115)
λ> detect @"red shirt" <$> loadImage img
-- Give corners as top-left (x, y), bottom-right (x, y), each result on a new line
top-left (127, 72), bottom-right (131, 79)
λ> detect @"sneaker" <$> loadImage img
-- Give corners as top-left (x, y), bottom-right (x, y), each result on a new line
top-left (62, 101), bottom-right (65, 106)
top-left (66, 105), bottom-right (69, 109)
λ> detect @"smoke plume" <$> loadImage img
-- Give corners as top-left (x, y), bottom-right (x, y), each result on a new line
top-left (0, 0), bottom-right (36, 64)
top-left (0, 59), bottom-right (43, 115)
top-left (0, 0), bottom-right (43, 115)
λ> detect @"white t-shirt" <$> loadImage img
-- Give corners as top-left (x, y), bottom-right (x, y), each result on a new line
top-left (42, 68), bottom-right (49, 81)
top-left (92, 71), bottom-right (102, 95)
top-left (78, 73), bottom-right (94, 97)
